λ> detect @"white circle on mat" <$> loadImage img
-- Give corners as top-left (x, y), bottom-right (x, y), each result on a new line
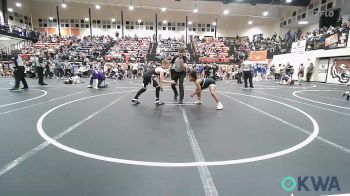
top-left (37, 91), bottom-right (319, 167)
top-left (293, 90), bottom-right (350, 110)
top-left (0, 89), bottom-right (47, 108)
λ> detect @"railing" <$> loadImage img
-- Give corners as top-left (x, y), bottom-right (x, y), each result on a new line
top-left (0, 24), bottom-right (38, 41)
top-left (1, 39), bottom-right (33, 55)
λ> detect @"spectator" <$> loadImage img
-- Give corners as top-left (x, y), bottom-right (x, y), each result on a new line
top-left (306, 63), bottom-right (314, 82)
top-left (298, 64), bottom-right (305, 82)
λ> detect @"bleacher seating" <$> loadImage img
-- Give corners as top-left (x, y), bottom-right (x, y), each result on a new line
top-left (155, 38), bottom-right (184, 60)
top-left (105, 37), bottom-right (151, 63)
top-left (192, 37), bottom-right (231, 63)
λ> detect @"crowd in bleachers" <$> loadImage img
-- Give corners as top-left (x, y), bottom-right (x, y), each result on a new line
top-left (2, 17), bottom-right (350, 82)
top-left (235, 17), bottom-right (350, 57)
top-left (192, 37), bottom-right (231, 63)
top-left (0, 23), bottom-right (40, 40)
top-left (237, 33), bottom-right (287, 54)
top-left (105, 36), bottom-right (151, 64)
top-left (302, 21), bottom-right (349, 50)
top-left (0, 34), bottom-right (113, 79)
top-left (156, 38), bottom-right (185, 60)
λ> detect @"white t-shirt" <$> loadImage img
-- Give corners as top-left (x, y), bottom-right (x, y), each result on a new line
top-left (17, 56), bottom-right (24, 67)
top-left (71, 75), bottom-right (80, 84)
top-left (131, 63), bottom-right (138, 71)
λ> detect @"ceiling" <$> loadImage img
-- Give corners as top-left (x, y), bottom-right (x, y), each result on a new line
top-left (199, 0), bottom-right (310, 7)
top-left (34, 0), bottom-right (301, 19)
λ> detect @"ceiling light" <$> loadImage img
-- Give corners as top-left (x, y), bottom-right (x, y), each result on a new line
top-left (161, 7), bottom-right (166, 12)
top-left (286, 0), bottom-right (292, 3)
top-left (163, 20), bottom-right (167, 24)
top-left (138, 19), bottom-right (142, 23)
top-left (15, 2), bottom-right (22, 7)
top-left (129, 5), bottom-right (134, 10)
top-left (111, 18), bottom-right (116, 22)
top-left (263, 11), bottom-right (268, 16)
top-left (298, 21), bottom-right (309, 25)
top-left (188, 21), bottom-right (192, 25)
top-left (85, 18), bottom-right (89, 22)
top-left (212, 22), bottom-right (217, 26)
top-left (96, 5), bottom-right (101, 9)
top-left (248, 20), bottom-right (253, 25)
top-left (49, 17), bottom-right (53, 21)
top-left (193, 8), bottom-right (198, 13)
top-left (61, 3), bottom-right (67, 8)
top-left (223, 10), bottom-right (229, 15)
top-left (8, 8), bottom-right (13, 12)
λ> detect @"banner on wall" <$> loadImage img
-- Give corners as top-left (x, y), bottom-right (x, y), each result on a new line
top-left (61, 28), bottom-right (70, 37)
top-left (326, 57), bottom-right (350, 84)
top-left (47, 28), bottom-right (57, 35)
top-left (249, 50), bottom-right (267, 61)
top-left (318, 58), bottom-right (330, 83)
top-left (325, 34), bottom-right (339, 48)
top-left (291, 40), bottom-right (306, 54)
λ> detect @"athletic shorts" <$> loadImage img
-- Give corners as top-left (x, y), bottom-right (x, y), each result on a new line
top-left (143, 76), bottom-right (159, 88)
top-left (132, 70), bottom-right (138, 75)
top-left (202, 78), bottom-right (216, 90)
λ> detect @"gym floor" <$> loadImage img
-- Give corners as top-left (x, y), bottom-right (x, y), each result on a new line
top-left (0, 77), bottom-right (349, 196)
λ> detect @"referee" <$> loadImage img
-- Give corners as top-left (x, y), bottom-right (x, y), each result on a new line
top-left (242, 58), bottom-right (254, 88)
top-left (9, 50), bottom-right (28, 91)
top-left (170, 47), bottom-right (188, 104)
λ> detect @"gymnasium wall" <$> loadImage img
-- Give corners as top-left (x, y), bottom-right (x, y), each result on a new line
top-left (31, 1), bottom-right (281, 39)
top-left (272, 47), bottom-right (350, 82)
top-left (7, 0), bottom-right (33, 28)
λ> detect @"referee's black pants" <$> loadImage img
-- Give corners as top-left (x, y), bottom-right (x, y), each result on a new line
top-left (243, 71), bottom-right (253, 88)
top-left (170, 69), bottom-right (186, 100)
top-left (37, 67), bottom-right (45, 84)
top-left (14, 66), bottom-right (28, 89)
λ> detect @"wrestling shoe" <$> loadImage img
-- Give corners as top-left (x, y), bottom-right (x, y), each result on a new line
top-left (9, 87), bottom-right (19, 91)
top-left (194, 100), bottom-right (202, 104)
top-left (155, 100), bottom-right (165, 106)
top-left (216, 102), bottom-right (223, 110)
top-left (132, 99), bottom-right (140, 104)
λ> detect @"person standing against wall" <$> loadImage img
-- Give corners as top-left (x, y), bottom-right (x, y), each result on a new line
top-left (306, 63), bottom-right (314, 82)
top-left (242, 58), bottom-right (254, 88)
top-left (298, 64), bottom-right (305, 83)
top-left (275, 64), bottom-right (281, 80)
top-left (9, 50), bottom-right (28, 90)
top-left (171, 47), bottom-right (188, 104)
